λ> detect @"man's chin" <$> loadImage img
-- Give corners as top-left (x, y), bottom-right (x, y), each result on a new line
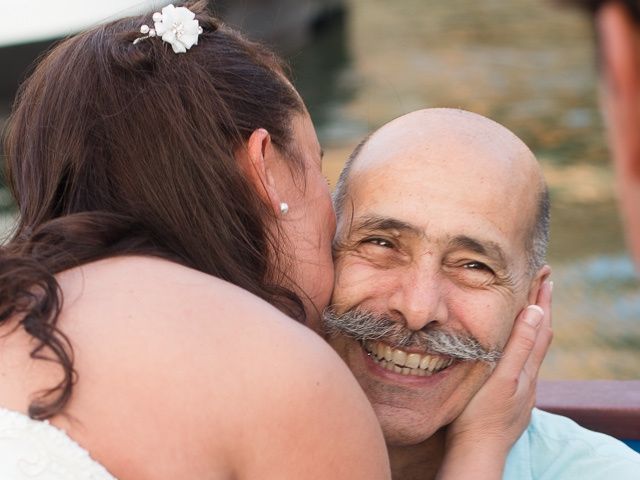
top-left (378, 412), bottom-right (445, 446)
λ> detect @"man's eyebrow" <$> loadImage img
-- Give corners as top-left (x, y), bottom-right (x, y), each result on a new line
top-left (449, 235), bottom-right (507, 265)
top-left (352, 215), bottom-right (423, 236)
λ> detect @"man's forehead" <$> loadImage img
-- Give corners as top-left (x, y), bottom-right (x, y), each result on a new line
top-left (343, 110), bottom-right (540, 222)
top-left (346, 154), bottom-right (522, 220)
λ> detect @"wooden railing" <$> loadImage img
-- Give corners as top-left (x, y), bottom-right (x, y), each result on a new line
top-left (536, 380), bottom-right (640, 445)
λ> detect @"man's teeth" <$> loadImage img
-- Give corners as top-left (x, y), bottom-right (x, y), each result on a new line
top-left (364, 341), bottom-right (454, 377)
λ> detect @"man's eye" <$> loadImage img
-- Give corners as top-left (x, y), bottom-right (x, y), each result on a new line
top-left (463, 261), bottom-right (494, 274)
top-left (364, 237), bottom-right (394, 248)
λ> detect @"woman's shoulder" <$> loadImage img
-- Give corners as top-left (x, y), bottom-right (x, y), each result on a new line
top-left (58, 254), bottom-right (330, 367)
top-left (49, 255), bottom-right (389, 479)
top-left (58, 254), bottom-right (261, 304)
top-left (56, 254), bottom-right (354, 405)
top-left (59, 255), bottom-right (294, 329)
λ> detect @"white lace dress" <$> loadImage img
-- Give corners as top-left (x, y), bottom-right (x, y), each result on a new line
top-left (0, 407), bottom-right (116, 479)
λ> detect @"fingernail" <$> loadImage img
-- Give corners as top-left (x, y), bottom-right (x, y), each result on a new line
top-left (524, 305), bottom-right (544, 327)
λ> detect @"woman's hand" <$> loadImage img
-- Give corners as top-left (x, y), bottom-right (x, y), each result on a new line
top-left (437, 279), bottom-right (553, 479)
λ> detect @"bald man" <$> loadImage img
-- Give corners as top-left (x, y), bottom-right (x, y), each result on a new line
top-left (323, 109), bottom-right (640, 479)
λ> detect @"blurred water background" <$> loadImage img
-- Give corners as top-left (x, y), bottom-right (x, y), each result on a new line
top-left (1, 0), bottom-right (638, 379)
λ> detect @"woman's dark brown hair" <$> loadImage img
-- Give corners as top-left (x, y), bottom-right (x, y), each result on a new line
top-left (0, 0), bottom-right (306, 419)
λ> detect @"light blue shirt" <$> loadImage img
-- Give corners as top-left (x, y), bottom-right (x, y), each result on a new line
top-left (504, 408), bottom-right (640, 479)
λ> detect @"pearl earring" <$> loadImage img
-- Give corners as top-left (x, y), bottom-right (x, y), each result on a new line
top-left (279, 202), bottom-right (289, 215)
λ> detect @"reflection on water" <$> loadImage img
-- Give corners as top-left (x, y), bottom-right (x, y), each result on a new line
top-left (292, 0), bottom-right (639, 379)
top-left (288, 9), bottom-right (365, 143)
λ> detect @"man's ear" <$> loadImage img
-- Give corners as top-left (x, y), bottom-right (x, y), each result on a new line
top-left (236, 128), bottom-right (282, 214)
top-left (527, 264), bottom-right (551, 306)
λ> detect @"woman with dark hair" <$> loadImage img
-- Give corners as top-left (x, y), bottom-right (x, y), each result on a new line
top-left (0, 2), bottom-right (550, 478)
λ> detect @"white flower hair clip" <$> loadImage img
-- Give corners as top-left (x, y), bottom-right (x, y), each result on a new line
top-left (133, 4), bottom-right (203, 54)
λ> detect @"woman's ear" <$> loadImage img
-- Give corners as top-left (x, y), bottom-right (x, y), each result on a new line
top-left (527, 264), bottom-right (551, 305)
top-left (237, 128), bottom-right (282, 214)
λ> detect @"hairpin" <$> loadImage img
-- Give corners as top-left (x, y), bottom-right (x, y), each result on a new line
top-left (133, 4), bottom-right (203, 54)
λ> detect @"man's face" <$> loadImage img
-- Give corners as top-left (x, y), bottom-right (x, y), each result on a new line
top-left (326, 110), bottom-right (545, 446)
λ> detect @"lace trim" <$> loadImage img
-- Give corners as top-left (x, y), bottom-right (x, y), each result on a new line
top-left (0, 407), bottom-right (117, 479)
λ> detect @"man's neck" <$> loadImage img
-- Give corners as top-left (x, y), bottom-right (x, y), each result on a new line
top-left (388, 428), bottom-right (447, 480)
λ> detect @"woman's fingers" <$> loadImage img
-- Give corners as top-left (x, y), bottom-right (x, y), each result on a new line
top-left (492, 303), bottom-right (544, 385)
top-left (525, 280), bottom-right (553, 380)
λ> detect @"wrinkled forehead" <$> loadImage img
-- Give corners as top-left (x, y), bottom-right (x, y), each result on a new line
top-left (342, 111), bottom-right (541, 251)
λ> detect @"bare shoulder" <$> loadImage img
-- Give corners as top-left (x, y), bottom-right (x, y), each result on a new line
top-left (57, 255), bottom-right (334, 387)
top-left (58, 254), bottom-right (300, 336)
top-left (55, 256), bottom-right (389, 478)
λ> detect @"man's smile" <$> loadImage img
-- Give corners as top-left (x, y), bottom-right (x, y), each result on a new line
top-left (362, 341), bottom-right (454, 377)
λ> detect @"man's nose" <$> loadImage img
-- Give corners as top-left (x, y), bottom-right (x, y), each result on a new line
top-left (386, 265), bottom-right (448, 331)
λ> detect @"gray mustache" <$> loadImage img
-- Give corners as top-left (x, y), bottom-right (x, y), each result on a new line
top-left (323, 308), bottom-right (502, 363)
